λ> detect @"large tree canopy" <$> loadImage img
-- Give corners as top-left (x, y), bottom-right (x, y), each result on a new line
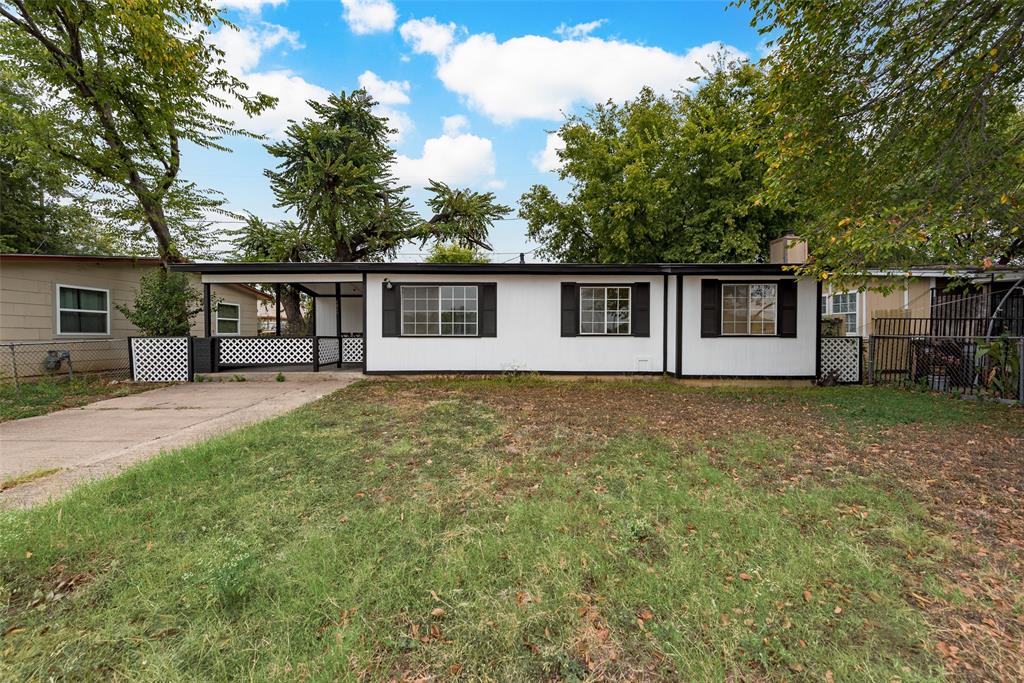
top-left (519, 61), bottom-right (799, 263)
top-left (0, 81), bottom-right (112, 254)
top-left (744, 0), bottom-right (1024, 279)
top-left (264, 90), bottom-right (509, 262)
top-left (235, 90), bottom-right (511, 330)
top-left (0, 0), bottom-right (275, 264)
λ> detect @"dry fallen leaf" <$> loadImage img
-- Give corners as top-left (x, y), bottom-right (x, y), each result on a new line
top-left (739, 572), bottom-right (752, 581)
top-left (803, 590), bottom-right (813, 603)
top-left (431, 607), bottom-right (446, 618)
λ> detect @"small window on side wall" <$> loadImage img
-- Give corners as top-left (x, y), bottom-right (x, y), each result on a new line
top-left (216, 302), bottom-right (240, 335)
top-left (57, 285), bottom-right (109, 335)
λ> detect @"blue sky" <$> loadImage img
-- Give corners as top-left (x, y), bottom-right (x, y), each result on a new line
top-left (188, 0), bottom-right (765, 261)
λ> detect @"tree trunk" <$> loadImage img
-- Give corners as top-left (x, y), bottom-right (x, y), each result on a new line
top-left (281, 285), bottom-right (306, 335)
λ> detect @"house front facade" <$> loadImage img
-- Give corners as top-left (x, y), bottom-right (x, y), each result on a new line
top-left (173, 261), bottom-right (821, 379)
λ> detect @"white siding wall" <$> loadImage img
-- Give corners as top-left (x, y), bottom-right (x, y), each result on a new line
top-left (365, 273), bottom-right (666, 373)
top-left (314, 297), bottom-right (364, 336)
top-left (678, 275), bottom-right (817, 377)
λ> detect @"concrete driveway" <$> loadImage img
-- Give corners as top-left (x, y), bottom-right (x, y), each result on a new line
top-left (0, 377), bottom-right (359, 508)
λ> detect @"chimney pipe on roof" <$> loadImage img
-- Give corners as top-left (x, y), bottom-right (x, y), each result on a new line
top-left (769, 232), bottom-right (808, 264)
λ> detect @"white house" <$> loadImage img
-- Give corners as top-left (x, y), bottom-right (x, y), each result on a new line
top-left (161, 261), bottom-right (821, 380)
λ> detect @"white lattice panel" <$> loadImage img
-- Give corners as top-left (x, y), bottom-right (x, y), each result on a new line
top-left (820, 337), bottom-right (861, 383)
top-left (342, 336), bottom-right (364, 364)
top-left (218, 337), bottom-right (313, 366)
top-left (132, 337), bottom-right (189, 382)
top-left (318, 337), bottom-right (340, 366)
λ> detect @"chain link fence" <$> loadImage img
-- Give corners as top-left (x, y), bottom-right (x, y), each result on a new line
top-left (1, 339), bottom-right (130, 387)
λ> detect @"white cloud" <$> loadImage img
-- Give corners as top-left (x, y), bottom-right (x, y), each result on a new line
top-left (399, 17), bottom-right (457, 57)
top-left (227, 70), bottom-right (332, 139)
top-left (442, 114), bottom-right (469, 136)
top-left (209, 22), bottom-right (328, 138)
top-left (341, 0), bottom-right (397, 35)
top-left (357, 70), bottom-right (410, 105)
top-left (402, 21), bottom-right (745, 124)
top-left (534, 132), bottom-right (565, 172)
top-left (394, 117), bottom-right (497, 188)
top-left (217, 0), bottom-right (286, 12)
top-left (211, 22), bottom-right (301, 75)
top-left (376, 105), bottom-right (413, 144)
top-left (553, 19), bottom-right (606, 39)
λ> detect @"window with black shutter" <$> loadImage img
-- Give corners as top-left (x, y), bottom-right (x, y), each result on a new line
top-left (700, 279), bottom-right (799, 338)
top-left (561, 282), bottom-right (650, 337)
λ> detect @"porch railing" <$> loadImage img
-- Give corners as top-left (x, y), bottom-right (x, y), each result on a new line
top-left (213, 334), bottom-right (363, 372)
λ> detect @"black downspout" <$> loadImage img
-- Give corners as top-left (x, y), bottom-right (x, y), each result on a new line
top-left (203, 283), bottom-right (211, 338)
top-left (661, 274), bottom-right (668, 375)
top-left (335, 282), bottom-right (343, 368)
top-left (310, 293), bottom-right (317, 337)
top-left (815, 279), bottom-right (823, 380)
top-left (275, 284), bottom-right (281, 336)
top-left (674, 275), bottom-right (683, 378)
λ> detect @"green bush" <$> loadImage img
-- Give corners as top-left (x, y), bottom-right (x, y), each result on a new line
top-left (116, 269), bottom-right (203, 336)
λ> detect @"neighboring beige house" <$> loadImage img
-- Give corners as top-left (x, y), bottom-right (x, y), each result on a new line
top-left (0, 254), bottom-right (269, 342)
top-left (769, 234), bottom-right (1024, 338)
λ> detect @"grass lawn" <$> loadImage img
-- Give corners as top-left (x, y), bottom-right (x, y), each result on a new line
top-left (1, 379), bottom-right (1021, 681)
top-left (0, 376), bottom-right (162, 422)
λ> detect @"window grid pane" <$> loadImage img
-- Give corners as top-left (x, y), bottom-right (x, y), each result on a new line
top-left (579, 286), bottom-right (630, 335)
top-left (401, 285), bottom-right (478, 336)
top-left (722, 283), bottom-right (777, 336)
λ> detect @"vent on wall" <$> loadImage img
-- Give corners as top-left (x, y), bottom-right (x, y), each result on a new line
top-left (635, 357), bottom-right (651, 372)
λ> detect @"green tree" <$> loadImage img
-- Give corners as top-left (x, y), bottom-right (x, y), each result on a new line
top-left (0, 0), bottom-right (275, 265)
top-left (0, 79), bottom-right (115, 254)
top-left (263, 91), bottom-right (510, 262)
top-left (231, 215), bottom-right (316, 335)
top-left (519, 60), bottom-right (798, 263)
top-left (116, 268), bottom-right (203, 336)
top-left (743, 0), bottom-right (1024, 279)
top-left (425, 242), bottom-right (491, 264)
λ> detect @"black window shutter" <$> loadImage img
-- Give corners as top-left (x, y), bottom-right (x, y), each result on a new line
top-left (631, 282), bottom-right (650, 337)
top-left (778, 280), bottom-right (798, 337)
top-left (479, 283), bottom-right (497, 337)
top-left (560, 282), bottom-right (578, 337)
top-left (381, 283), bottom-right (400, 337)
top-left (700, 279), bottom-right (721, 337)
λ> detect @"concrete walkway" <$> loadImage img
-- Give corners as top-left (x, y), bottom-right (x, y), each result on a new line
top-left (0, 377), bottom-right (360, 508)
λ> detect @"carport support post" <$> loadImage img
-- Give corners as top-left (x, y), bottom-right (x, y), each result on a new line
top-left (275, 284), bottom-right (281, 336)
top-left (335, 283), bottom-right (343, 368)
top-left (203, 283), bottom-right (211, 338)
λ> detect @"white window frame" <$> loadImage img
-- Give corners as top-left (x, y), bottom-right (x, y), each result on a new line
top-left (721, 283), bottom-right (778, 336)
top-left (579, 286), bottom-right (632, 335)
top-left (400, 285), bottom-right (479, 337)
top-left (215, 301), bottom-right (241, 336)
top-left (821, 289), bottom-right (858, 336)
top-left (56, 284), bottom-right (110, 336)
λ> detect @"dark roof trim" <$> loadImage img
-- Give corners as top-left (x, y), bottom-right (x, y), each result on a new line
top-left (1, 253), bottom-right (164, 265)
top-left (170, 261), bottom-right (799, 276)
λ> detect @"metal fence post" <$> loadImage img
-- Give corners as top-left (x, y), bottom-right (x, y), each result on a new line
top-left (8, 343), bottom-right (19, 390)
top-left (1013, 338), bottom-right (1023, 402)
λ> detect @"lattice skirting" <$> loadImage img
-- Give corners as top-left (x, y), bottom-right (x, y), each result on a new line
top-left (820, 337), bottom-right (861, 383)
top-left (131, 337), bottom-right (190, 382)
top-left (218, 337), bottom-right (314, 366)
top-left (318, 337), bottom-right (340, 366)
top-left (342, 337), bottom-right (364, 364)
